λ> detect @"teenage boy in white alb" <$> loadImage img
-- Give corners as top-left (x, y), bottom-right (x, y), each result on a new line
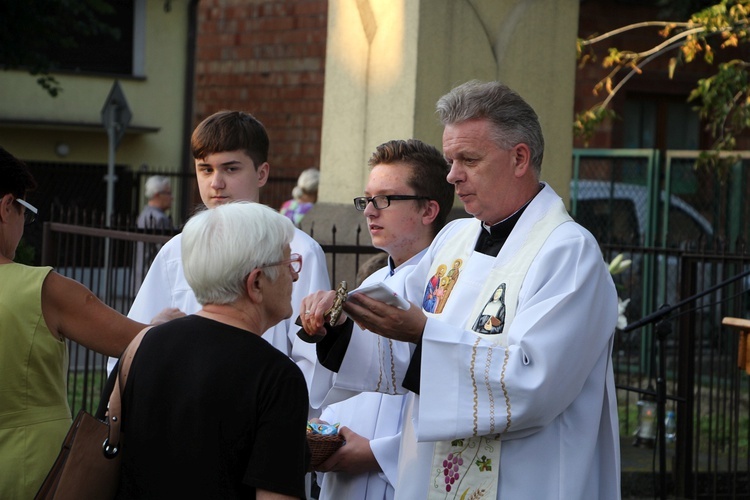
top-left (111, 111), bottom-right (330, 399)
top-left (304, 139), bottom-right (453, 500)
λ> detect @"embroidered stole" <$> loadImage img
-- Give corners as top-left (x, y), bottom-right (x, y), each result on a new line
top-left (423, 201), bottom-right (571, 499)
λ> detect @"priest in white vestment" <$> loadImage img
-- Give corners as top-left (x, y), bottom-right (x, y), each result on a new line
top-left (300, 81), bottom-right (621, 500)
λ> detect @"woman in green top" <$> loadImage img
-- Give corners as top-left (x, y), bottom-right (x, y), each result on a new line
top-left (0, 147), bottom-right (179, 498)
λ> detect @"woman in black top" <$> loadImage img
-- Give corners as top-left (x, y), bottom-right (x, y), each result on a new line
top-left (117, 202), bottom-right (310, 499)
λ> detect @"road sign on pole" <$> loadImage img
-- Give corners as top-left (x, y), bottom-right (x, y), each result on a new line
top-left (100, 80), bottom-right (132, 227)
top-left (101, 80), bottom-right (132, 150)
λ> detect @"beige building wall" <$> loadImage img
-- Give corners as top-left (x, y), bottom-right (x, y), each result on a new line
top-left (317, 0), bottom-right (421, 204)
top-left (311, 0), bottom-right (579, 254)
top-left (0, 1), bottom-right (190, 171)
top-left (412, 0), bottom-right (579, 199)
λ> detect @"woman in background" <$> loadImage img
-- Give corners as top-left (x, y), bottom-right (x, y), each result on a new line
top-left (280, 167), bottom-right (319, 226)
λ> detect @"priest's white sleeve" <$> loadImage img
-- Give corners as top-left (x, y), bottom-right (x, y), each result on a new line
top-left (416, 228), bottom-right (618, 442)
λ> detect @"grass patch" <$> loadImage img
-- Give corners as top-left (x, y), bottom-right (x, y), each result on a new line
top-left (67, 368), bottom-right (107, 416)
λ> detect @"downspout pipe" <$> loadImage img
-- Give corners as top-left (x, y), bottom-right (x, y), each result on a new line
top-left (179, 0), bottom-right (200, 225)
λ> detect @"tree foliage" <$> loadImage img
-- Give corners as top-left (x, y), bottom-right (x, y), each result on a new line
top-left (0, 0), bottom-right (117, 97)
top-left (575, 0), bottom-right (750, 173)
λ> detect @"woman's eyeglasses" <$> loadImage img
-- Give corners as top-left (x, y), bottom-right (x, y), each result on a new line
top-left (15, 198), bottom-right (38, 225)
top-left (259, 253), bottom-right (303, 274)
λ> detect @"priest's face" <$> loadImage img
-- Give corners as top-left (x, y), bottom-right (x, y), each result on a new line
top-left (443, 118), bottom-right (532, 226)
top-left (362, 162), bottom-right (431, 266)
top-left (195, 150), bottom-right (269, 208)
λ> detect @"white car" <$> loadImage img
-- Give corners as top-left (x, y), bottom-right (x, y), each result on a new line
top-left (570, 180), bottom-right (713, 247)
top-left (570, 180), bottom-right (716, 335)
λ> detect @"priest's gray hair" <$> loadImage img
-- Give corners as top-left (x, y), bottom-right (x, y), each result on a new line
top-left (436, 80), bottom-right (544, 175)
top-left (181, 201), bottom-right (295, 305)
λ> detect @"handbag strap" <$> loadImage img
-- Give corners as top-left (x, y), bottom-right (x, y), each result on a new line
top-left (104, 326), bottom-right (152, 457)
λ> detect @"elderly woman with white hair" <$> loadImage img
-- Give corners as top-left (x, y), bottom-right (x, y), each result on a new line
top-left (116, 202), bottom-right (310, 499)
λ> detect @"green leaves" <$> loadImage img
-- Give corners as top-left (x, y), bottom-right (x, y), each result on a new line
top-left (575, 0), bottom-right (750, 175)
top-left (573, 107), bottom-right (616, 146)
top-left (689, 59), bottom-right (750, 175)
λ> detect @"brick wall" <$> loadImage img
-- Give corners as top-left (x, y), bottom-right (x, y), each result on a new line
top-left (194, 0), bottom-right (328, 210)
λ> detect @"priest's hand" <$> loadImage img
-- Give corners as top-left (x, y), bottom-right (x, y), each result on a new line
top-left (317, 426), bottom-right (381, 475)
top-left (344, 291), bottom-right (426, 343)
top-left (298, 290), bottom-right (348, 338)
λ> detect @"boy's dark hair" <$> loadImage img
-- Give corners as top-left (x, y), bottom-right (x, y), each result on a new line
top-left (368, 139), bottom-right (454, 235)
top-left (191, 111), bottom-right (270, 168)
top-left (0, 147), bottom-right (37, 199)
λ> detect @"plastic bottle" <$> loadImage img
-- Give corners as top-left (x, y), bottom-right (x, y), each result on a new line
top-left (665, 410), bottom-right (676, 443)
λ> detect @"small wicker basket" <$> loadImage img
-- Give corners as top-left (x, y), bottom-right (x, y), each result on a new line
top-left (307, 432), bottom-right (344, 471)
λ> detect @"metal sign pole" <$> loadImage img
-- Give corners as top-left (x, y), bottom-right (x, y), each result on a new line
top-left (105, 117), bottom-right (117, 227)
top-left (100, 80), bottom-right (132, 228)
top-left (100, 81), bottom-right (132, 298)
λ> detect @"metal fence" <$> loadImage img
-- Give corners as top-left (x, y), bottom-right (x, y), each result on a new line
top-left (572, 148), bottom-right (750, 498)
top-left (571, 148), bottom-right (750, 252)
top-left (601, 242), bottom-right (750, 499)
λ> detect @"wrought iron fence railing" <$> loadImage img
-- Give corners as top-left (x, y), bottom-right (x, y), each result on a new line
top-left (600, 242), bottom-right (750, 499)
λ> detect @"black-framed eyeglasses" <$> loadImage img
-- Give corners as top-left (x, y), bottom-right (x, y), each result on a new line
top-left (15, 198), bottom-right (38, 226)
top-left (353, 195), bottom-right (430, 211)
top-left (259, 253), bottom-right (303, 274)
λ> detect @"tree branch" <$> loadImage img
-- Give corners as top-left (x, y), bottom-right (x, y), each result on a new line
top-left (580, 21), bottom-right (692, 46)
top-left (598, 45), bottom-right (678, 109)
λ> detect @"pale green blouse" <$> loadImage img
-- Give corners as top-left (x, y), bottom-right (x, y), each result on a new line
top-left (0, 263), bottom-right (71, 499)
